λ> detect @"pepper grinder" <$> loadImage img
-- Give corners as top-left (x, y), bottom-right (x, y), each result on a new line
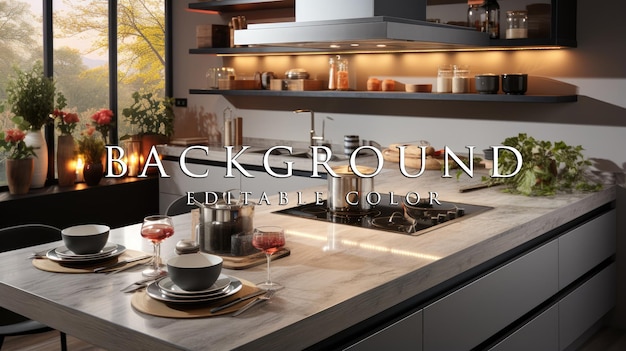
top-left (223, 107), bottom-right (233, 146)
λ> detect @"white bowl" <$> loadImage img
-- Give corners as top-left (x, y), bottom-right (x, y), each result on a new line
top-left (167, 253), bottom-right (223, 291)
top-left (61, 224), bottom-right (110, 255)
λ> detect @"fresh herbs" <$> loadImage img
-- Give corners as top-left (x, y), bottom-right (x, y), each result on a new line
top-left (482, 133), bottom-right (602, 196)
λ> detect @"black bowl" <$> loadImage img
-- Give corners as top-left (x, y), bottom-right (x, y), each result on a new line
top-left (167, 253), bottom-right (223, 291)
top-left (475, 74), bottom-right (500, 94)
top-left (61, 224), bottom-right (110, 255)
top-left (502, 73), bottom-right (528, 95)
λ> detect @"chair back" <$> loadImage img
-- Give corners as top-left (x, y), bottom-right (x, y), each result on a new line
top-left (0, 224), bottom-right (61, 253)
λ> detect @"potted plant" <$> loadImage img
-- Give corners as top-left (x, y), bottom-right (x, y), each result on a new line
top-left (122, 91), bottom-right (174, 173)
top-left (77, 127), bottom-right (105, 186)
top-left (4, 62), bottom-right (58, 188)
top-left (0, 127), bottom-right (37, 194)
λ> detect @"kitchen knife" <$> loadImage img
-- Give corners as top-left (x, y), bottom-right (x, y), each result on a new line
top-left (209, 290), bottom-right (266, 313)
top-left (93, 255), bottom-right (152, 273)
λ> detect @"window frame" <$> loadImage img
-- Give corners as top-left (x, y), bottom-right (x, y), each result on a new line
top-left (34, 0), bottom-right (172, 187)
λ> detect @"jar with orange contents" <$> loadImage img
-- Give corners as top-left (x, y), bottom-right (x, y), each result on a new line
top-left (336, 56), bottom-right (349, 90)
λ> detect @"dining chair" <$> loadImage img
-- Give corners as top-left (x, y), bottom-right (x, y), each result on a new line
top-left (165, 194), bottom-right (196, 216)
top-left (0, 224), bottom-right (68, 351)
top-left (165, 191), bottom-right (217, 216)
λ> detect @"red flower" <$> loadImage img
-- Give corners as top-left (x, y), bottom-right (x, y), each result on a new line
top-left (91, 109), bottom-right (113, 125)
top-left (64, 112), bottom-right (80, 125)
top-left (4, 129), bottom-right (25, 143)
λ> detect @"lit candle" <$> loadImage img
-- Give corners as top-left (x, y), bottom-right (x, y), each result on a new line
top-left (75, 155), bottom-right (85, 182)
top-left (128, 153), bottom-right (139, 177)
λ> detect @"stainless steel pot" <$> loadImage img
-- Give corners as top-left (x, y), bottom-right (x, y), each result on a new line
top-left (194, 191), bottom-right (254, 255)
top-left (327, 165), bottom-right (375, 212)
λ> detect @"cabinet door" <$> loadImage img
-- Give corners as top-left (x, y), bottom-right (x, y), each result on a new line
top-left (241, 169), bottom-right (326, 198)
top-left (488, 305), bottom-right (558, 351)
top-left (345, 310), bottom-right (422, 351)
top-left (423, 240), bottom-right (559, 351)
top-left (559, 263), bottom-right (617, 350)
top-left (559, 210), bottom-right (616, 289)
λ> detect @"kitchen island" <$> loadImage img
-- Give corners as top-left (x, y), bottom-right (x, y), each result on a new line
top-left (0, 164), bottom-right (617, 350)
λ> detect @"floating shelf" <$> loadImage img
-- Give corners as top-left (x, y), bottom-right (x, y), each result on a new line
top-left (188, 0), bottom-right (294, 13)
top-left (189, 89), bottom-right (578, 103)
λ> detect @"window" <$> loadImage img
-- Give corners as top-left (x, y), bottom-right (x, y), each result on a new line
top-left (0, 0), bottom-right (168, 188)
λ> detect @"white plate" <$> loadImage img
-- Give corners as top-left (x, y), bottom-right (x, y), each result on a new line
top-left (54, 242), bottom-right (118, 259)
top-left (46, 244), bottom-right (126, 263)
top-left (147, 276), bottom-right (242, 304)
top-left (157, 274), bottom-right (231, 296)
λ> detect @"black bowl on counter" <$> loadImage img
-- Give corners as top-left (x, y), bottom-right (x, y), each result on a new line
top-left (475, 74), bottom-right (500, 94)
top-left (61, 224), bottom-right (110, 254)
top-left (502, 73), bottom-right (528, 95)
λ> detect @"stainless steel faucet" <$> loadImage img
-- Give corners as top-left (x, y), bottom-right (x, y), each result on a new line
top-left (293, 109), bottom-right (322, 147)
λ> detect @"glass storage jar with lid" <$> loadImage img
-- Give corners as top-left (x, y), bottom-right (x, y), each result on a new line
top-left (506, 10), bottom-right (528, 39)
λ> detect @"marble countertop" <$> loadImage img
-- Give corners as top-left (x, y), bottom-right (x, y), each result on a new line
top-left (0, 166), bottom-right (616, 350)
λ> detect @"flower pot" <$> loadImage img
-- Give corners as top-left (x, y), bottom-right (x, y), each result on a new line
top-left (83, 163), bottom-right (103, 186)
top-left (24, 129), bottom-right (48, 188)
top-left (141, 134), bottom-right (168, 175)
top-left (6, 158), bottom-right (34, 195)
top-left (57, 135), bottom-right (76, 187)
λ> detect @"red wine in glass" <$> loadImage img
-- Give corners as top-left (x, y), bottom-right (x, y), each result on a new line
top-left (140, 215), bottom-right (174, 277)
top-left (141, 223), bottom-right (174, 243)
top-left (252, 226), bottom-right (285, 290)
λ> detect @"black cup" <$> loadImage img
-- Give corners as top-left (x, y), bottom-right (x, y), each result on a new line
top-left (475, 74), bottom-right (499, 94)
top-left (501, 74), bottom-right (528, 95)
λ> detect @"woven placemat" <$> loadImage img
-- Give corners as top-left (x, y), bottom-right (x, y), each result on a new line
top-left (131, 278), bottom-right (261, 318)
top-left (32, 249), bottom-right (151, 274)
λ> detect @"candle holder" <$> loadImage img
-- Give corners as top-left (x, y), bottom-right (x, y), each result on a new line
top-left (122, 138), bottom-right (141, 177)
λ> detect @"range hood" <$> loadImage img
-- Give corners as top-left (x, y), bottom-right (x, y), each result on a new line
top-left (234, 16), bottom-right (490, 52)
top-left (233, 0), bottom-right (489, 52)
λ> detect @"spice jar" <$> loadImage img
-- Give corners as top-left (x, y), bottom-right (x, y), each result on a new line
top-left (506, 10), bottom-right (528, 39)
top-left (336, 56), bottom-right (349, 91)
top-left (436, 65), bottom-right (453, 93)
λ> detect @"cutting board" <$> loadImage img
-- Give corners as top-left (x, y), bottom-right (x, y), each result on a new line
top-left (218, 79), bottom-right (261, 90)
top-left (383, 148), bottom-right (442, 170)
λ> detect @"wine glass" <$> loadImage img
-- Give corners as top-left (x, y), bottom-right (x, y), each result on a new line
top-left (140, 215), bottom-right (174, 277)
top-left (252, 226), bottom-right (285, 290)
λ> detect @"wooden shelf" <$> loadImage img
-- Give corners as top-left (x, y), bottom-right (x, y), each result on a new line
top-left (190, 88), bottom-right (578, 103)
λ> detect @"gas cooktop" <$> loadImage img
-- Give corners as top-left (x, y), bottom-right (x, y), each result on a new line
top-left (274, 193), bottom-right (493, 236)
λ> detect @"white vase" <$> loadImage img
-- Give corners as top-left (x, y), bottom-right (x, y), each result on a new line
top-left (24, 129), bottom-right (48, 188)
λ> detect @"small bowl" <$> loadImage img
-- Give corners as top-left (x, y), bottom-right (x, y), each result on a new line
top-left (61, 224), bottom-right (110, 255)
top-left (167, 252), bottom-right (223, 291)
top-left (502, 73), bottom-right (528, 95)
top-left (405, 84), bottom-right (432, 93)
top-left (475, 74), bottom-right (499, 94)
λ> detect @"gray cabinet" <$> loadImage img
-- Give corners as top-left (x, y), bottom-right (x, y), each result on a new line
top-left (558, 210), bottom-right (616, 289)
top-left (345, 310), bottom-right (423, 351)
top-left (559, 263), bottom-right (617, 350)
top-left (423, 240), bottom-right (559, 351)
top-left (489, 305), bottom-right (559, 351)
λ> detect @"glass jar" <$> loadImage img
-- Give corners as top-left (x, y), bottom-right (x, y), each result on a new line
top-left (467, 1), bottom-right (486, 31)
top-left (452, 65), bottom-right (470, 93)
top-left (484, 0), bottom-right (500, 39)
top-left (436, 65), bottom-right (453, 93)
top-left (506, 10), bottom-right (528, 39)
top-left (336, 56), bottom-right (349, 91)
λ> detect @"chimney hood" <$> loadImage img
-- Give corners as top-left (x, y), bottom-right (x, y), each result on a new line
top-left (233, 0), bottom-right (489, 52)
top-left (234, 17), bottom-right (490, 52)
